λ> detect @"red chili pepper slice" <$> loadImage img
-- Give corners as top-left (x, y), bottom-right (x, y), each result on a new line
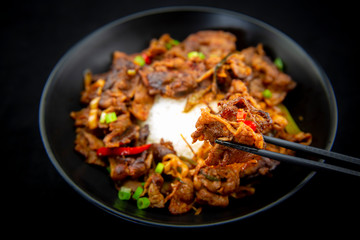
top-left (236, 109), bottom-right (247, 122)
top-left (97, 144), bottom-right (152, 157)
top-left (243, 120), bottom-right (257, 131)
top-left (236, 109), bottom-right (257, 131)
top-left (142, 53), bottom-right (151, 65)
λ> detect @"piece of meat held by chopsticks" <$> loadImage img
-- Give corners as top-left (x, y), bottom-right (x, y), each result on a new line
top-left (191, 96), bottom-right (272, 166)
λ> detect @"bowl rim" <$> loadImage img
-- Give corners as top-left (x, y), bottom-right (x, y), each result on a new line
top-left (39, 5), bottom-right (338, 228)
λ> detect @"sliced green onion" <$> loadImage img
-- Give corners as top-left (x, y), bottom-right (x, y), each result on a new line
top-left (105, 112), bottom-right (117, 124)
top-left (187, 51), bottom-right (205, 60)
top-left (166, 39), bottom-right (180, 49)
top-left (99, 112), bottom-right (107, 124)
top-left (262, 89), bottom-right (272, 99)
top-left (118, 186), bottom-right (132, 200)
top-left (132, 186), bottom-right (144, 200)
top-left (165, 43), bottom-right (172, 50)
top-left (134, 55), bottom-right (145, 66)
top-left (198, 52), bottom-right (205, 60)
top-left (155, 162), bottom-right (164, 174)
top-left (278, 104), bottom-right (301, 134)
top-left (274, 57), bottom-right (284, 71)
top-left (170, 39), bottom-right (180, 46)
top-left (187, 51), bottom-right (198, 59)
top-left (137, 197), bottom-right (150, 209)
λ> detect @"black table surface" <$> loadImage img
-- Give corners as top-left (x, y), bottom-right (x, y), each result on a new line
top-left (3, 0), bottom-right (360, 236)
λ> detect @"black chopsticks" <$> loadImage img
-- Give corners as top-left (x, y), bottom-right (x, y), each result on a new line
top-left (215, 136), bottom-right (360, 177)
top-left (263, 136), bottom-right (360, 166)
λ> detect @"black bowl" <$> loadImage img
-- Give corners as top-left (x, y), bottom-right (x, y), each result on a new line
top-left (39, 6), bottom-right (337, 227)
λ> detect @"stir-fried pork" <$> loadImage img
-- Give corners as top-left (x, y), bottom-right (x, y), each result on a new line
top-left (70, 30), bottom-right (312, 214)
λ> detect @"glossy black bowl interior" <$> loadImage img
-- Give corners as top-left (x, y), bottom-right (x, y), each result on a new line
top-left (39, 6), bottom-right (337, 227)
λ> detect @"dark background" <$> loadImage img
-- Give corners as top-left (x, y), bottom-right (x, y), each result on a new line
top-left (3, 0), bottom-right (359, 237)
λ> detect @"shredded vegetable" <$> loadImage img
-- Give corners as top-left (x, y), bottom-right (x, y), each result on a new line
top-left (212, 52), bottom-right (234, 94)
top-left (162, 154), bottom-right (189, 179)
top-left (278, 103), bottom-right (301, 134)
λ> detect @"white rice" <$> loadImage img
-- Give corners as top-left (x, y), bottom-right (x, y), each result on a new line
top-left (141, 95), bottom-right (217, 159)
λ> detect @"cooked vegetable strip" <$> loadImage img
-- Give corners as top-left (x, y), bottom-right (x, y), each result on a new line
top-left (196, 68), bottom-right (214, 83)
top-left (277, 103), bottom-right (301, 134)
top-left (97, 144), bottom-right (152, 156)
top-left (162, 154), bottom-right (189, 179)
top-left (99, 112), bottom-right (107, 124)
top-left (212, 52), bottom-right (234, 94)
top-left (200, 169), bottom-right (220, 181)
top-left (88, 97), bottom-right (100, 129)
top-left (86, 78), bottom-right (106, 129)
top-left (183, 85), bottom-right (211, 112)
top-left (180, 133), bottom-right (197, 160)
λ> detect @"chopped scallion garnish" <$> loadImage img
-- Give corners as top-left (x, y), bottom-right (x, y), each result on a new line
top-left (187, 51), bottom-right (205, 60)
top-left (166, 39), bottom-right (180, 49)
top-left (170, 39), bottom-right (180, 46)
top-left (105, 112), bottom-right (117, 124)
top-left (274, 57), bottom-right (284, 71)
top-left (134, 55), bottom-right (145, 66)
top-left (118, 186), bottom-right (132, 200)
top-left (155, 162), bottom-right (164, 174)
top-left (132, 186), bottom-right (143, 200)
top-left (262, 89), bottom-right (272, 99)
top-left (165, 43), bottom-right (172, 50)
top-left (137, 197), bottom-right (150, 209)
